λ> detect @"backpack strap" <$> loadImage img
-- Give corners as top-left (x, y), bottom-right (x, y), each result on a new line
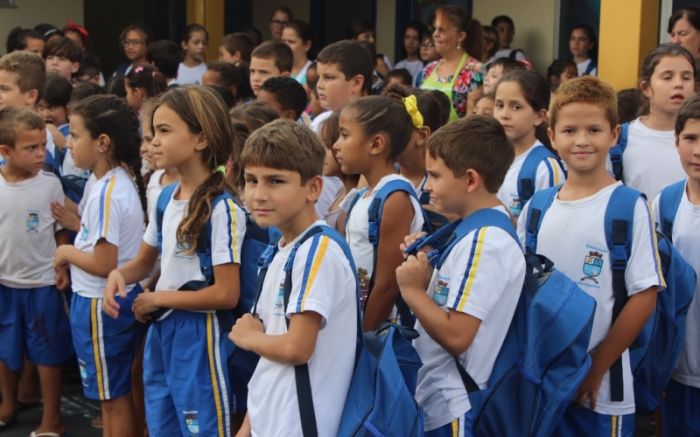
top-left (194, 191), bottom-right (236, 284)
top-left (517, 145), bottom-right (559, 204)
top-left (583, 61), bottom-right (597, 75)
top-left (155, 183), bottom-right (179, 255)
top-left (604, 184), bottom-right (642, 402)
top-left (344, 188), bottom-right (366, 229)
top-left (524, 186), bottom-right (560, 255)
top-left (658, 180), bottom-right (685, 242)
top-left (609, 123), bottom-right (630, 182)
top-left (367, 179), bottom-right (420, 327)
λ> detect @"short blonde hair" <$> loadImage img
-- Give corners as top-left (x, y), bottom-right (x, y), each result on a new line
top-left (549, 76), bottom-right (618, 129)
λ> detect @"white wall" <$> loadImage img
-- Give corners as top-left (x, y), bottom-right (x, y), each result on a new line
top-left (472, 0), bottom-right (557, 73)
top-left (0, 0), bottom-right (84, 53)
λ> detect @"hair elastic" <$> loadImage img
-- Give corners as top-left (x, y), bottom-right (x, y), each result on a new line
top-left (403, 95), bottom-right (424, 129)
top-left (215, 165), bottom-right (227, 175)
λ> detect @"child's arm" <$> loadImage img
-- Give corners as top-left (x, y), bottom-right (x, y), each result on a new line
top-left (229, 311), bottom-right (322, 365)
top-left (54, 239), bottom-right (117, 278)
top-left (575, 287), bottom-right (657, 409)
top-left (397, 251), bottom-right (481, 355)
top-left (131, 263), bottom-right (240, 322)
top-left (54, 229), bottom-right (72, 290)
top-left (235, 414), bottom-right (251, 437)
top-left (363, 192), bottom-right (415, 331)
top-left (51, 200), bottom-right (81, 232)
top-left (103, 242), bottom-right (159, 318)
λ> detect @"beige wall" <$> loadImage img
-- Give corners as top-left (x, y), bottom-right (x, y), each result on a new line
top-left (473, 0), bottom-right (557, 73)
top-left (376, 0), bottom-right (395, 62)
top-left (252, 0), bottom-right (311, 41)
top-left (0, 0), bottom-right (83, 51)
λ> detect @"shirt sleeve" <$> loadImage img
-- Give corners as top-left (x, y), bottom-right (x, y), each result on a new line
top-left (95, 176), bottom-right (122, 247)
top-left (142, 205), bottom-right (157, 248)
top-left (447, 227), bottom-right (520, 320)
top-left (285, 235), bottom-right (352, 325)
top-left (625, 197), bottom-right (665, 295)
top-left (535, 157), bottom-right (566, 191)
top-left (50, 176), bottom-right (65, 233)
top-left (651, 193), bottom-right (661, 227)
top-left (210, 198), bottom-right (247, 266)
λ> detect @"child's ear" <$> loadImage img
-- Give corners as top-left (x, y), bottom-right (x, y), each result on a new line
top-left (533, 108), bottom-right (547, 127)
top-left (639, 80), bottom-right (651, 99)
top-left (0, 144), bottom-right (10, 158)
top-left (25, 89), bottom-right (39, 108)
top-left (369, 133), bottom-right (387, 157)
top-left (306, 174), bottom-right (323, 202)
top-left (193, 131), bottom-right (208, 152)
top-left (97, 133), bottom-right (111, 153)
top-left (181, 40), bottom-right (188, 51)
top-left (547, 127), bottom-right (557, 152)
top-left (350, 74), bottom-right (365, 96)
top-left (464, 168), bottom-right (482, 193)
top-left (416, 126), bottom-right (431, 148)
top-left (610, 124), bottom-right (621, 147)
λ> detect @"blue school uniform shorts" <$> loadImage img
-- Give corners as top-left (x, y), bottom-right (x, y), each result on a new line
top-left (143, 310), bottom-right (232, 437)
top-left (555, 404), bottom-right (634, 437)
top-left (0, 284), bottom-right (72, 371)
top-left (70, 286), bottom-right (144, 400)
top-left (661, 378), bottom-right (700, 436)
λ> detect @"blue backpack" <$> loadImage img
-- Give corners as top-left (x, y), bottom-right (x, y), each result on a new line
top-left (608, 122), bottom-right (630, 182)
top-left (155, 183), bottom-right (280, 411)
top-left (407, 206), bottom-right (595, 436)
top-left (516, 145), bottom-right (565, 207)
top-left (44, 141), bottom-right (88, 204)
top-left (604, 183), bottom-right (696, 412)
top-left (346, 179), bottom-right (432, 326)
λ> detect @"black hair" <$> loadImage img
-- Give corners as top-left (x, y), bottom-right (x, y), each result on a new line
top-left (182, 23), bottom-right (209, 43)
top-left (243, 27), bottom-right (262, 47)
top-left (75, 52), bottom-right (102, 81)
top-left (43, 73), bottom-right (72, 107)
top-left (269, 6), bottom-right (293, 22)
top-left (487, 57), bottom-right (526, 74)
top-left (211, 61), bottom-right (254, 102)
top-left (207, 84), bottom-right (236, 108)
top-left (106, 76), bottom-right (126, 98)
top-left (147, 40), bottom-right (181, 80)
top-left (259, 76), bottom-right (308, 119)
top-left (43, 36), bottom-right (82, 62)
top-left (546, 59), bottom-right (577, 91)
top-left (284, 19), bottom-right (316, 59)
top-left (429, 90), bottom-right (451, 128)
top-left (220, 33), bottom-right (254, 63)
top-left (71, 94), bottom-right (146, 217)
top-left (382, 84), bottom-right (444, 134)
top-left (317, 40), bottom-right (374, 95)
top-left (570, 24), bottom-right (598, 62)
top-left (491, 15), bottom-right (515, 31)
top-left (71, 81), bottom-right (106, 103)
top-left (617, 88), bottom-right (644, 124)
top-left (496, 69), bottom-right (551, 146)
top-left (34, 24), bottom-right (62, 41)
top-left (668, 7), bottom-right (700, 34)
top-left (344, 95), bottom-right (413, 159)
top-left (348, 19), bottom-right (375, 40)
top-left (125, 65), bottom-right (167, 98)
top-left (385, 69), bottom-right (413, 87)
top-left (6, 27), bottom-right (43, 53)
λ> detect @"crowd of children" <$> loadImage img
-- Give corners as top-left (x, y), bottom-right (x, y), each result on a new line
top-left (0, 4), bottom-right (699, 437)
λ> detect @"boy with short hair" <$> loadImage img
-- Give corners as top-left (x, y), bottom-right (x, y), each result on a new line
top-left (229, 119), bottom-right (358, 436)
top-left (42, 36), bottom-right (81, 80)
top-left (218, 32), bottom-right (253, 64)
top-left (257, 76), bottom-right (308, 121)
top-left (396, 116), bottom-right (525, 434)
top-left (38, 73), bottom-right (72, 136)
top-left (0, 107), bottom-right (71, 436)
top-left (518, 76), bottom-right (663, 436)
top-left (249, 41), bottom-right (293, 96)
top-left (656, 93), bottom-right (700, 437)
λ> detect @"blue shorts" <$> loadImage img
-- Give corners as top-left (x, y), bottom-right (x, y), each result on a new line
top-left (554, 405), bottom-right (634, 437)
top-left (70, 288), bottom-right (144, 400)
top-left (426, 410), bottom-right (474, 437)
top-left (0, 284), bottom-right (72, 371)
top-left (661, 378), bottom-right (700, 436)
top-left (144, 310), bottom-right (232, 437)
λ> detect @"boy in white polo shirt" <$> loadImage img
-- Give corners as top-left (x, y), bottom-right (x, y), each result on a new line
top-left (229, 119), bottom-right (358, 437)
top-left (396, 116), bottom-right (525, 435)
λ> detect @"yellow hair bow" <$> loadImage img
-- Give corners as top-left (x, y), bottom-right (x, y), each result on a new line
top-left (403, 95), bottom-right (424, 129)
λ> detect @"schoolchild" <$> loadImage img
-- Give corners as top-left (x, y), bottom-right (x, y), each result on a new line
top-left (0, 107), bottom-right (72, 436)
top-left (334, 95), bottom-right (425, 330)
top-left (494, 69), bottom-right (566, 218)
top-left (229, 119), bottom-right (358, 437)
top-left (396, 115), bottom-right (525, 435)
top-left (569, 25), bottom-right (597, 76)
top-left (38, 73), bottom-right (72, 136)
top-left (124, 64), bottom-right (167, 112)
top-left (257, 76), bottom-right (308, 121)
top-left (607, 44), bottom-right (696, 200)
top-left (518, 76), bottom-right (664, 436)
top-left (53, 94), bottom-right (147, 437)
top-left (218, 32), bottom-right (253, 65)
top-left (656, 94), bottom-right (700, 436)
top-left (102, 86), bottom-right (243, 437)
top-left (43, 36), bottom-right (81, 80)
top-left (249, 41), bottom-right (293, 97)
top-left (176, 24), bottom-right (209, 85)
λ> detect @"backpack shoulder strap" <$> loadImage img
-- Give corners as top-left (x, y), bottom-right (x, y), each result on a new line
top-left (604, 184), bottom-right (642, 402)
top-left (156, 183), bottom-right (179, 255)
top-left (609, 122), bottom-right (630, 181)
top-left (658, 180), bottom-right (685, 241)
top-left (524, 186), bottom-right (560, 255)
top-left (517, 145), bottom-right (558, 204)
top-left (195, 191), bottom-right (235, 284)
top-left (584, 61), bottom-right (596, 75)
top-left (368, 179), bottom-right (418, 248)
top-left (344, 188), bottom-right (366, 228)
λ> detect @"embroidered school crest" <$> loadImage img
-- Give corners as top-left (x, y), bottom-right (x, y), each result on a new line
top-left (432, 278), bottom-right (449, 307)
top-left (581, 251), bottom-right (604, 284)
top-left (508, 198), bottom-right (523, 218)
top-left (174, 240), bottom-right (193, 259)
top-left (184, 411), bottom-right (199, 434)
top-left (26, 210), bottom-right (39, 233)
top-left (80, 223), bottom-right (89, 241)
top-left (274, 281), bottom-right (285, 308)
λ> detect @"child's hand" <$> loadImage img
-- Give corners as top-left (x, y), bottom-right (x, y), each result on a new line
top-left (51, 201), bottom-right (80, 232)
top-left (53, 245), bottom-right (73, 268)
top-left (103, 270), bottom-right (127, 319)
top-left (132, 289), bottom-right (158, 323)
top-left (396, 252), bottom-right (432, 295)
top-left (400, 231), bottom-right (428, 257)
top-left (229, 314), bottom-right (264, 350)
top-left (55, 266), bottom-right (70, 291)
top-left (574, 366), bottom-right (605, 410)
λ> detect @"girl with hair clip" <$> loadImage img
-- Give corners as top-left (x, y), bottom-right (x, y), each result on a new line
top-left (53, 94), bottom-right (148, 437)
top-left (493, 69), bottom-right (566, 219)
top-left (177, 24), bottom-right (209, 85)
top-left (125, 65), bottom-right (167, 113)
top-left (334, 95), bottom-right (425, 331)
top-left (102, 86), bottom-right (244, 437)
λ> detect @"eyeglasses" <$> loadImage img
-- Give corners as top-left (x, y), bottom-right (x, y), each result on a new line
top-left (123, 39), bottom-right (144, 47)
top-left (270, 19), bottom-right (289, 26)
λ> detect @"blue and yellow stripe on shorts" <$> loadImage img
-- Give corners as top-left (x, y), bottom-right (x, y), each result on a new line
top-left (90, 298), bottom-right (110, 400)
top-left (206, 313), bottom-right (231, 437)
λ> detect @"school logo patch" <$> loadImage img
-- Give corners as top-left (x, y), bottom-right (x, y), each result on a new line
top-left (274, 281), bottom-right (285, 308)
top-left (581, 251), bottom-right (604, 284)
top-left (184, 410), bottom-right (199, 434)
top-left (432, 277), bottom-right (449, 307)
top-left (79, 223), bottom-right (89, 241)
top-left (174, 240), bottom-right (194, 259)
top-left (78, 359), bottom-right (88, 387)
top-left (26, 210), bottom-right (39, 233)
top-left (508, 198), bottom-right (523, 218)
